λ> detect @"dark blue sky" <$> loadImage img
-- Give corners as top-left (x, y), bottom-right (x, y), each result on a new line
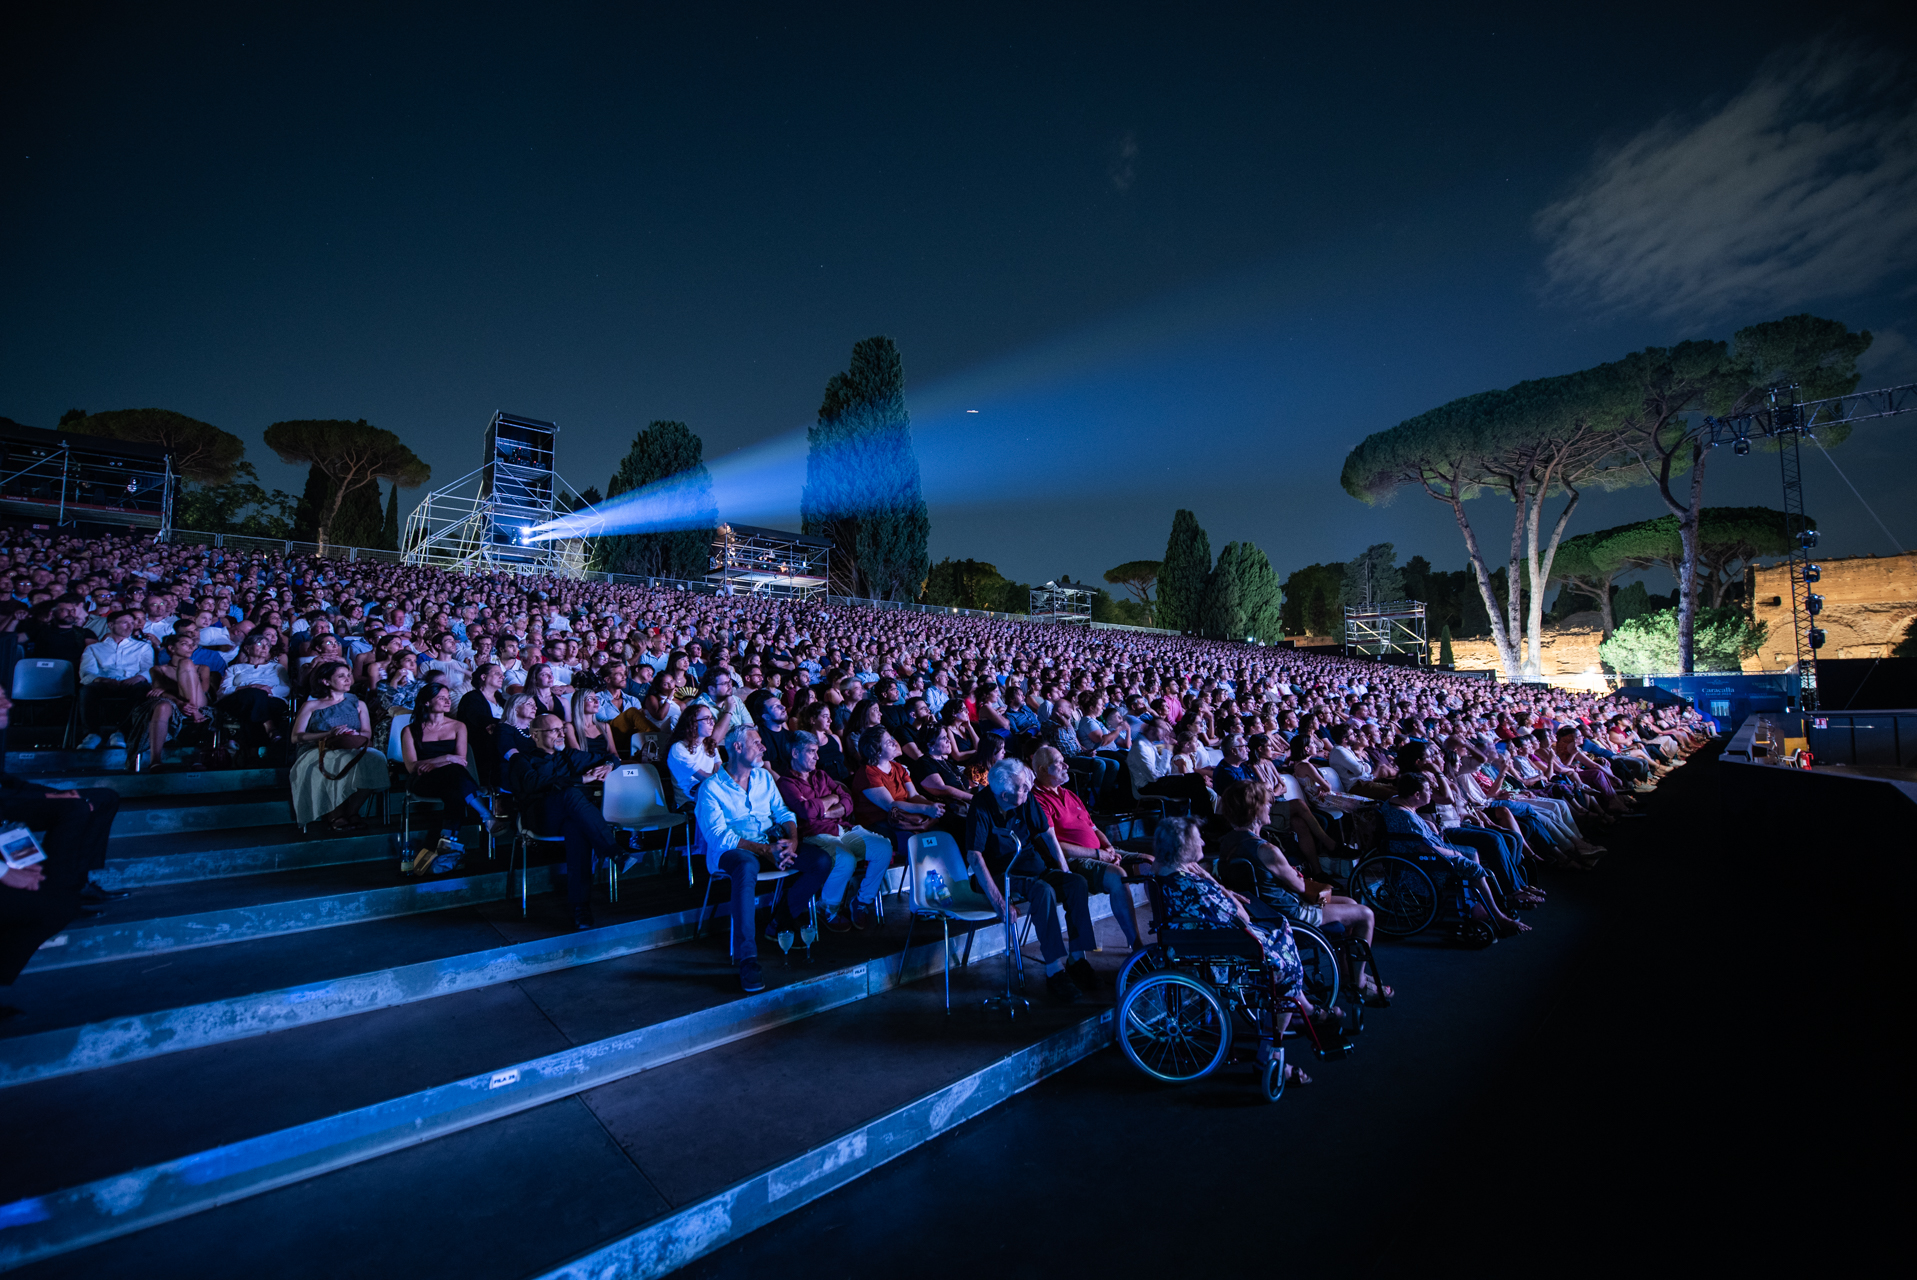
top-left (6, 2), bottom-right (1914, 588)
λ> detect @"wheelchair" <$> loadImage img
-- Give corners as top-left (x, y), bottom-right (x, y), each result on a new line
top-left (1115, 876), bottom-right (1352, 1103)
top-left (1346, 818), bottom-right (1500, 948)
top-left (1211, 856), bottom-right (1386, 1033)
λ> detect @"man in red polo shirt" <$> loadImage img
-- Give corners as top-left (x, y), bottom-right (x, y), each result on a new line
top-left (1028, 745), bottom-right (1143, 951)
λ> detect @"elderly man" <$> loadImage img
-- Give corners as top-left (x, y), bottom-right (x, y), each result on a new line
top-left (506, 714), bottom-right (620, 931)
top-left (1029, 746), bottom-right (1142, 951)
top-left (777, 732), bottom-right (889, 932)
top-left (963, 758), bottom-right (1098, 1004)
top-left (696, 723), bottom-right (831, 993)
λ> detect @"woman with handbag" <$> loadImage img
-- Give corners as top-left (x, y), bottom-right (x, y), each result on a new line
top-left (124, 632), bottom-right (209, 770)
top-left (850, 728), bottom-right (942, 866)
top-left (290, 660), bottom-right (388, 831)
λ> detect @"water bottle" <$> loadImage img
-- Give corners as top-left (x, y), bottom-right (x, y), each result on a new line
top-left (924, 868), bottom-right (951, 905)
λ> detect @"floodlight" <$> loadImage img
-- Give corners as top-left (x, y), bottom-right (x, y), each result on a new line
top-left (1808, 628), bottom-right (1827, 650)
top-left (1804, 564), bottom-right (1820, 583)
top-left (1806, 593), bottom-right (1823, 616)
top-left (1733, 437), bottom-right (1750, 456)
top-left (1797, 530), bottom-right (1819, 548)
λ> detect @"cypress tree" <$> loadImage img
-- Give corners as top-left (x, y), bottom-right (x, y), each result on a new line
top-left (1439, 624), bottom-right (1456, 667)
top-left (379, 483), bottom-right (400, 551)
top-left (800, 337), bottom-right (931, 600)
top-left (290, 464), bottom-right (383, 547)
top-left (1201, 541), bottom-right (1285, 641)
top-left (598, 421), bottom-right (717, 580)
top-left (1155, 509), bottom-right (1212, 633)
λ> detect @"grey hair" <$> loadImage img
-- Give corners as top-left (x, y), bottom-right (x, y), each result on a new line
top-left (987, 758), bottom-right (1032, 804)
top-left (723, 722), bottom-right (758, 755)
top-left (1152, 816), bottom-right (1202, 866)
top-left (505, 693), bottom-right (539, 724)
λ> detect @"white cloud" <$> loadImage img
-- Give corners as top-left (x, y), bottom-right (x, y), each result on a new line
top-left (1536, 40), bottom-right (1917, 318)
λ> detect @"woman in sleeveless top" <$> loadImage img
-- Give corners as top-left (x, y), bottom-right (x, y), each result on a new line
top-left (400, 683), bottom-right (491, 870)
top-left (125, 632), bottom-right (209, 768)
top-left (290, 660), bottom-right (389, 829)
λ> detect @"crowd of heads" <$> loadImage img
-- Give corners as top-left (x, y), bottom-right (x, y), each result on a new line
top-left (0, 524), bottom-right (1709, 774)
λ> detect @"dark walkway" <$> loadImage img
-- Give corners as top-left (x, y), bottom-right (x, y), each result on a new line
top-left (681, 746), bottom-right (1887, 1277)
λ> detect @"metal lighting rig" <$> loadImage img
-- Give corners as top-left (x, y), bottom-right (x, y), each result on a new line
top-left (1343, 600), bottom-right (1428, 661)
top-left (403, 411), bottom-right (592, 576)
top-left (1030, 581), bottom-right (1093, 623)
top-left (1702, 382), bottom-right (1916, 711)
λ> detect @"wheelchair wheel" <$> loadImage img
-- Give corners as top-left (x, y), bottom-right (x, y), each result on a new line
top-left (1259, 1052), bottom-right (1285, 1104)
top-left (1455, 918), bottom-right (1496, 949)
top-left (1115, 945), bottom-right (1167, 998)
top-left (1352, 856), bottom-right (1437, 938)
top-left (1119, 972), bottom-right (1232, 1084)
top-left (1288, 924), bottom-right (1344, 1026)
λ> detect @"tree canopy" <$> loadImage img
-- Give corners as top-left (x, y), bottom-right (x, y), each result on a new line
top-left (1340, 543), bottom-right (1404, 609)
top-left (800, 336), bottom-right (931, 601)
top-left (1280, 562), bottom-right (1345, 637)
top-left (1156, 510), bottom-right (1212, 632)
top-left (62, 408), bottom-right (247, 485)
top-left (919, 558), bottom-right (1027, 614)
top-left (1201, 541), bottom-right (1285, 642)
top-left (1340, 313), bottom-right (1869, 678)
top-left (1550, 505), bottom-right (1811, 635)
top-left (597, 420), bottom-right (717, 580)
top-left (1103, 560), bottom-right (1161, 609)
top-left (171, 462), bottom-right (297, 539)
top-left (1598, 606), bottom-right (1766, 675)
top-left (262, 419), bottom-right (431, 552)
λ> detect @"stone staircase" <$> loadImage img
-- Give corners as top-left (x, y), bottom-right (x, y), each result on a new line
top-left (0, 753), bottom-right (1130, 1278)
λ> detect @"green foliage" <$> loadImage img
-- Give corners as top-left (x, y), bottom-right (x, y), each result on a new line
top-left (1340, 543), bottom-right (1404, 607)
top-left (1438, 624), bottom-right (1455, 668)
top-left (1156, 510), bottom-right (1212, 632)
top-left (1892, 617), bottom-right (1917, 660)
top-left (1201, 541), bottom-right (1285, 642)
top-left (801, 337), bottom-right (931, 600)
top-left (172, 462), bottom-right (297, 538)
top-left (1599, 606), bottom-right (1765, 674)
top-left (1102, 560), bottom-right (1161, 610)
top-left (63, 407), bottom-right (247, 485)
top-left (263, 418), bottom-right (431, 550)
top-left (1552, 506), bottom-right (1809, 618)
top-left (921, 558), bottom-right (1020, 612)
top-left (1400, 556), bottom-right (1477, 635)
top-left (291, 465), bottom-right (383, 545)
top-left (58, 409), bottom-right (86, 426)
top-left (1280, 562), bottom-right (1345, 637)
top-left (1090, 592), bottom-right (1154, 626)
top-left (598, 421), bottom-right (717, 580)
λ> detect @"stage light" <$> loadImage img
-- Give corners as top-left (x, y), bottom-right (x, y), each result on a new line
top-left (1733, 437), bottom-right (1750, 455)
top-left (1806, 593), bottom-right (1823, 615)
top-left (1798, 530), bottom-right (1819, 548)
top-left (1808, 628), bottom-right (1827, 649)
top-left (1804, 564), bottom-right (1820, 583)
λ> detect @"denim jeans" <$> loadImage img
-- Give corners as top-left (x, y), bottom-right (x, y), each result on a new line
top-left (719, 843), bottom-right (832, 960)
top-left (807, 826), bottom-right (892, 911)
top-left (1443, 824), bottom-right (1525, 898)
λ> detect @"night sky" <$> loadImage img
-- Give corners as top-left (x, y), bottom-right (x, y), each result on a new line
top-left (6, 2), bottom-right (1915, 590)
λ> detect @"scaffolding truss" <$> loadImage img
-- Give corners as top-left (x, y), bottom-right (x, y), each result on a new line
top-left (1344, 600), bottom-right (1427, 660)
top-left (707, 523), bottom-right (831, 600)
top-left (1030, 581), bottom-right (1093, 623)
top-left (0, 424), bottom-right (175, 533)
top-left (402, 411), bottom-right (590, 576)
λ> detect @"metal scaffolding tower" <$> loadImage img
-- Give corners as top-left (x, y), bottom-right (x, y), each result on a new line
top-left (1030, 581), bottom-right (1093, 623)
top-left (1343, 600), bottom-right (1428, 661)
top-left (402, 411), bottom-right (592, 576)
top-left (706, 523), bottom-right (831, 600)
top-left (1703, 382), bottom-right (1916, 711)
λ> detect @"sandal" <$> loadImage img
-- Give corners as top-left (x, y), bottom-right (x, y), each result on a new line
top-left (1494, 918), bottom-right (1532, 937)
top-left (1356, 975), bottom-right (1394, 1006)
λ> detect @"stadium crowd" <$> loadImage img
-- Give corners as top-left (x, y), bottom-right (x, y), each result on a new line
top-left (0, 525), bottom-right (1716, 1029)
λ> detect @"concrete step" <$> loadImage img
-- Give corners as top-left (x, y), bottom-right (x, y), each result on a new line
top-left (25, 855), bottom-right (555, 972)
top-left (97, 825), bottom-right (398, 888)
top-left (22, 766), bottom-right (280, 798)
top-left (107, 788), bottom-right (297, 838)
top-left (0, 907), bottom-right (1126, 1276)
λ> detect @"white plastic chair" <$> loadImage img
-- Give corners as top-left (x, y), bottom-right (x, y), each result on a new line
top-left (601, 763), bottom-right (690, 887)
top-left (898, 831), bottom-right (1001, 1012)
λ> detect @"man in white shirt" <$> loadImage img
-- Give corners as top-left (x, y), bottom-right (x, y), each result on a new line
top-left (694, 724), bottom-right (830, 993)
top-left (78, 611), bottom-right (156, 745)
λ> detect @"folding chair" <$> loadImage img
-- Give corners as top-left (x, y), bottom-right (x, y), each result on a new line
top-left (897, 830), bottom-right (1000, 1012)
top-left (9, 658), bottom-right (77, 749)
top-left (601, 762), bottom-right (690, 887)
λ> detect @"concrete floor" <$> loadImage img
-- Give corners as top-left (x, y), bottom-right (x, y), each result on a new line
top-left (676, 743), bottom-right (1893, 1278)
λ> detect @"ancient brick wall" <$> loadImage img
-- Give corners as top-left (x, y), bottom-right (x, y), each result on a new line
top-left (1432, 611), bottom-right (1608, 689)
top-left (1745, 552), bottom-right (1917, 669)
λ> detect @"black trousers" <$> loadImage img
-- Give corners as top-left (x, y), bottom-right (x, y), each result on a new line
top-left (1141, 774), bottom-right (1213, 817)
top-left (81, 682), bottom-right (150, 733)
top-left (537, 787), bottom-right (620, 909)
